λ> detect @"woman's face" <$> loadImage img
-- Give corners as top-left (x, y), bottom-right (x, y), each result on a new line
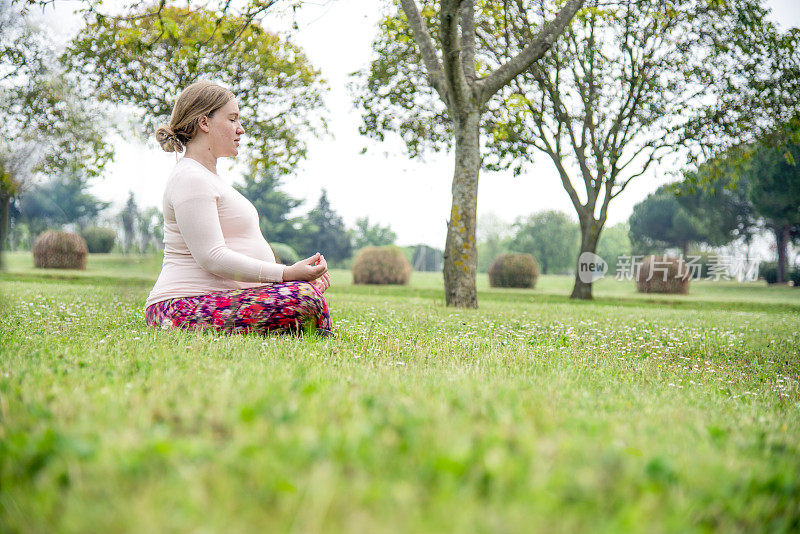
top-left (205, 98), bottom-right (245, 158)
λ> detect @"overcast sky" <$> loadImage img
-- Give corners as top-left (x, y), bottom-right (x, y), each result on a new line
top-left (44, 0), bottom-right (800, 248)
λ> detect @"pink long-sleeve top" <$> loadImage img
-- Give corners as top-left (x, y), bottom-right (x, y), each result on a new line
top-left (145, 157), bottom-right (286, 309)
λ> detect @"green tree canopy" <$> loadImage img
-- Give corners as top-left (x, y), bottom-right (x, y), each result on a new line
top-left (683, 1), bottom-right (800, 155)
top-left (1, 0), bottom-right (113, 266)
top-left (477, 213), bottom-right (512, 273)
top-left (298, 190), bottom-right (352, 263)
top-left (672, 156), bottom-right (757, 249)
top-left (235, 170), bottom-right (304, 246)
top-left (596, 223), bottom-right (631, 274)
top-left (480, 0), bottom-right (736, 298)
top-left (65, 4), bottom-right (327, 175)
top-left (352, 217), bottom-right (397, 251)
top-left (628, 186), bottom-right (705, 257)
top-left (355, 0), bottom-right (585, 307)
top-left (743, 142), bottom-right (800, 282)
top-left (17, 174), bottom-right (110, 238)
top-left (119, 192), bottom-right (139, 254)
top-left (510, 211), bottom-right (579, 275)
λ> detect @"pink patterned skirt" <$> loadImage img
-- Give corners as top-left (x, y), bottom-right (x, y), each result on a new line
top-left (145, 281), bottom-right (332, 335)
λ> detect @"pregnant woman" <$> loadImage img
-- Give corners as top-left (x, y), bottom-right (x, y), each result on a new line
top-left (144, 81), bottom-right (333, 336)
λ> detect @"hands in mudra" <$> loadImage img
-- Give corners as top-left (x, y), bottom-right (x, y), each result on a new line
top-left (282, 252), bottom-right (331, 293)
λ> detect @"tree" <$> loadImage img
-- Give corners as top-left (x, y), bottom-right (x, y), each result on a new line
top-left (137, 206), bottom-right (164, 252)
top-left (509, 210), bottom-right (579, 274)
top-left (673, 156), bottom-right (757, 251)
top-left (596, 222), bottom-right (630, 274)
top-left (476, 213), bottom-right (511, 273)
top-left (628, 187), bottom-right (705, 257)
top-left (17, 174), bottom-right (110, 239)
top-left (743, 142), bottom-right (800, 283)
top-left (356, 0), bottom-right (585, 307)
top-left (119, 192), bottom-right (139, 254)
top-left (66, 4), bottom-right (327, 175)
top-left (0, 149), bottom-right (25, 267)
top-left (352, 217), bottom-right (397, 250)
top-left (0, 0), bottom-right (112, 267)
top-left (482, 0), bottom-right (730, 298)
top-left (683, 1), bottom-right (800, 156)
top-left (299, 190), bottom-right (352, 263)
top-left (235, 171), bottom-right (304, 246)
top-left (20, 0), bottom-right (290, 50)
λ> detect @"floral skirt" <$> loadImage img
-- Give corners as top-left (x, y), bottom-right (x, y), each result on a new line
top-left (145, 282), bottom-right (332, 335)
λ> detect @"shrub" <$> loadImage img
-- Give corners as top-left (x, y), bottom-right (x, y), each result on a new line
top-left (81, 226), bottom-right (117, 253)
top-left (760, 262), bottom-right (779, 284)
top-left (33, 231), bottom-right (89, 269)
top-left (488, 253), bottom-right (540, 288)
top-left (270, 242), bottom-right (300, 265)
top-left (635, 255), bottom-right (690, 294)
top-left (789, 267), bottom-right (800, 288)
top-left (352, 246), bottom-right (411, 285)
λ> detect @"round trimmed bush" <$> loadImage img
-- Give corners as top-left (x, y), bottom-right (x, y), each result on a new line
top-left (635, 255), bottom-right (690, 294)
top-left (81, 226), bottom-right (117, 253)
top-left (33, 231), bottom-right (89, 269)
top-left (352, 246), bottom-right (411, 285)
top-left (488, 253), bottom-right (540, 288)
top-left (270, 242), bottom-right (300, 265)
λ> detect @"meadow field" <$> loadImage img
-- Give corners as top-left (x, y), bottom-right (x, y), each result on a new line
top-left (1, 251), bottom-right (799, 533)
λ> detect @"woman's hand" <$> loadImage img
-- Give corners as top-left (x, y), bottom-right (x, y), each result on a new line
top-left (311, 272), bottom-right (331, 294)
top-left (282, 253), bottom-right (328, 282)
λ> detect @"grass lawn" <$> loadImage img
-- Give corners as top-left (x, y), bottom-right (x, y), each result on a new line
top-left (1, 251), bottom-right (799, 532)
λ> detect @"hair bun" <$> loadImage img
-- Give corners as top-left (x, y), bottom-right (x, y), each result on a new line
top-left (155, 125), bottom-right (183, 153)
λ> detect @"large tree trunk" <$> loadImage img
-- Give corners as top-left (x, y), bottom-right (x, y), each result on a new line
top-left (570, 216), bottom-right (602, 299)
top-left (0, 194), bottom-right (9, 270)
top-left (443, 110), bottom-right (481, 308)
top-left (776, 224), bottom-right (790, 284)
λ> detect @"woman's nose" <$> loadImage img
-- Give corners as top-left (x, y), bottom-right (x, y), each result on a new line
top-left (237, 125), bottom-right (245, 135)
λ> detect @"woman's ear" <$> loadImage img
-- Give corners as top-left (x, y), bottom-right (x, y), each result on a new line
top-left (198, 115), bottom-right (210, 133)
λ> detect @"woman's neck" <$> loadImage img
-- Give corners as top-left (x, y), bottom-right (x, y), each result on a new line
top-left (184, 143), bottom-right (218, 175)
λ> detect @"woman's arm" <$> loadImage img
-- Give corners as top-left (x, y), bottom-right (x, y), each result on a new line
top-left (175, 196), bottom-right (327, 283)
top-left (175, 196), bottom-right (286, 282)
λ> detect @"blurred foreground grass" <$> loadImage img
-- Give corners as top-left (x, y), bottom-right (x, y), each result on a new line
top-left (1, 251), bottom-right (799, 532)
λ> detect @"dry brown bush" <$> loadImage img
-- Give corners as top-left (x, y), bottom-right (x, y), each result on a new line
top-left (33, 231), bottom-right (89, 270)
top-left (352, 246), bottom-right (411, 285)
top-left (635, 255), bottom-right (691, 294)
top-left (488, 253), bottom-right (540, 288)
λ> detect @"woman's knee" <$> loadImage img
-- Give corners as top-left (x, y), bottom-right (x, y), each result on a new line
top-left (295, 283), bottom-right (325, 313)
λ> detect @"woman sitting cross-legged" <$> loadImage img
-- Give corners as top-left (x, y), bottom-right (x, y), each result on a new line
top-left (144, 81), bottom-right (333, 336)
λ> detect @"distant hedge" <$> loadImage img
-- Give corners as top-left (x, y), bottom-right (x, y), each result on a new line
top-left (270, 242), bottom-right (300, 265)
top-left (790, 268), bottom-right (800, 287)
top-left (760, 262), bottom-right (779, 284)
top-left (81, 226), bottom-right (117, 253)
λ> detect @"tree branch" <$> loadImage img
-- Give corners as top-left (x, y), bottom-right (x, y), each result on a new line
top-left (534, 118), bottom-right (584, 214)
top-left (476, 0), bottom-right (585, 103)
top-left (399, 0), bottom-right (448, 103)
top-left (461, 1), bottom-right (476, 84)
top-left (439, 0), bottom-right (473, 109)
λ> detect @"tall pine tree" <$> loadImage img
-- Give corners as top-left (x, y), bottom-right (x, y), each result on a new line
top-left (299, 190), bottom-right (352, 263)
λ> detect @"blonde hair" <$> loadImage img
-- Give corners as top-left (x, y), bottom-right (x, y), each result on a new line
top-left (155, 81), bottom-right (235, 153)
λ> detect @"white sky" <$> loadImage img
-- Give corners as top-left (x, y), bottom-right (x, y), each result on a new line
top-left (41, 0), bottom-right (800, 248)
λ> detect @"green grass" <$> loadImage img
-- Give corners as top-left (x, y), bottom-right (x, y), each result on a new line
top-left (1, 251), bottom-right (799, 532)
